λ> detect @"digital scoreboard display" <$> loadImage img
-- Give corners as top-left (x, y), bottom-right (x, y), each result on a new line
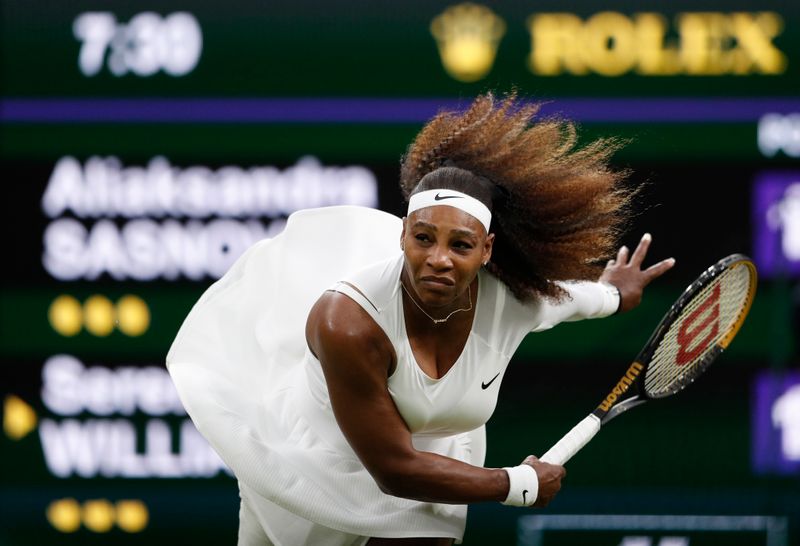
top-left (752, 172), bottom-right (800, 278)
top-left (517, 515), bottom-right (789, 546)
top-left (1, 1), bottom-right (798, 545)
top-left (752, 371), bottom-right (800, 475)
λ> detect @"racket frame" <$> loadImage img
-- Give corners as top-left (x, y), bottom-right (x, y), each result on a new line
top-left (540, 253), bottom-right (757, 466)
top-left (592, 254), bottom-right (757, 425)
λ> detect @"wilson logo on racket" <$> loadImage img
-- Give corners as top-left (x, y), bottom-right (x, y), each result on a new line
top-left (675, 283), bottom-right (720, 366)
top-left (598, 362), bottom-right (644, 411)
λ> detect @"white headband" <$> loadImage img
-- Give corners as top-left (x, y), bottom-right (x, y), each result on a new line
top-left (407, 189), bottom-right (492, 232)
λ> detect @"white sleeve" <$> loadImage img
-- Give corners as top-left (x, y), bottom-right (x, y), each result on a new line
top-left (529, 281), bottom-right (620, 332)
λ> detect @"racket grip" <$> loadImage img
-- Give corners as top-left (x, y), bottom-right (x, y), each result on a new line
top-left (540, 414), bottom-right (601, 466)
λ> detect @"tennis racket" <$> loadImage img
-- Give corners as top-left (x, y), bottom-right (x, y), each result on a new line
top-left (540, 253), bottom-right (757, 466)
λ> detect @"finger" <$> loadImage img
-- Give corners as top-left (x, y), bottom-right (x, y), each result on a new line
top-left (629, 233), bottom-right (652, 267)
top-left (644, 257), bottom-right (676, 282)
top-left (616, 245), bottom-right (629, 264)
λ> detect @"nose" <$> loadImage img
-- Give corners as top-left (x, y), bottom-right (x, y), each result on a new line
top-left (427, 243), bottom-right (453, 270)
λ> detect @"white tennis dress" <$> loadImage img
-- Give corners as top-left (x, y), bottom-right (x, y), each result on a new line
top-left (166, 206), bottom-right (619, 545)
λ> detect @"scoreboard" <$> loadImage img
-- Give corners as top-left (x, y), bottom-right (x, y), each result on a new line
top-left (517, 515), bottom-right (789, 546)
top-left (1, 1), bottom-right (798, 545)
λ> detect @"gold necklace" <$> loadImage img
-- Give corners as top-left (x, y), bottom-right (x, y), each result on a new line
top-left (400, 281), bottom-right (472, 324)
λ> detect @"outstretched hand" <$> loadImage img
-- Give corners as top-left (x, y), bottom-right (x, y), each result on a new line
top-left (599, 233), bottom-right (675, 313)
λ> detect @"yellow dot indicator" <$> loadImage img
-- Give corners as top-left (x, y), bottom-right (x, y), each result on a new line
top-left (48, 295), bottom-right (83, 336)
top-left (116, 499), bottom-right (149, 532)
top-left (47, 498), bottom-right (81, 533)
top-left (82, 499), bottom-right (115, 533)
top-left (3, 394), bottom-right (38, 440)
top-left (116, 295), bottom-right (150, 337)
top-left (83, 295), bottom-right (115, 337)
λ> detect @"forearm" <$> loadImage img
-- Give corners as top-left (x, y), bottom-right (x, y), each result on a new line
top-left (374, 448), bottom-right (510, 504)
top-left (557, 281), bottom-right (620, 321)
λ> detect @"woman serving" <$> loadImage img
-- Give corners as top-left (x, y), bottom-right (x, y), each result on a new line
top-left (167, 93), bottom-right (674, 545)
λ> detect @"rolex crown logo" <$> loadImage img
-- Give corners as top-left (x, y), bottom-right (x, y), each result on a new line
top-left (431, 3), bottom-right (506, 83)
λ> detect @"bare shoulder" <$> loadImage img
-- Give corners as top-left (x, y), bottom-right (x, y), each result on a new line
top-left (306, 290), bottom-right (395, 375)
top-left (306, 290), bottom-right (384, 346)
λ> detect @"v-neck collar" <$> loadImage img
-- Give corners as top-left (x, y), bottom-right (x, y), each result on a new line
top-left (398, 272), bottom-right (482, 384)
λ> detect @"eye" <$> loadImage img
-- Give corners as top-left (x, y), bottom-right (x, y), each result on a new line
top-left (415, 233), bottom-right (431, 243)
top-left (453, 240), bottom-right (474, 250)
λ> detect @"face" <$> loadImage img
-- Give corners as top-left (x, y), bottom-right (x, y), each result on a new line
top-left (401, 205), bottom-right (494, 309)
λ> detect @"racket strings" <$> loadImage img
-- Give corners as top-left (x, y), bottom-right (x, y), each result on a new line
top-left (644, 264), bottom-right (753, 398)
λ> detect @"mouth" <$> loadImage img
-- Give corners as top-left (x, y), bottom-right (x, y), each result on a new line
top-left (420, 275), bottom-right (455, 287)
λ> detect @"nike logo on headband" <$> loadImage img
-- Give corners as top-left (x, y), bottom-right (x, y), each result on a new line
top-left (434, 193), bottom-right (463, 201)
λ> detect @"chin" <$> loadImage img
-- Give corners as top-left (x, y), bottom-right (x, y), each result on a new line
top-left (418, 282), bottom-right (460, 305)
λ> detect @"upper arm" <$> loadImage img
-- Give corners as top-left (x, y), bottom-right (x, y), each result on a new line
top-left (305, 292), bottom-right (416, 491)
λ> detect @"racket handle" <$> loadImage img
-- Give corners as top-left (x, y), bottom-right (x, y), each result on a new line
top-left (540, 414), bottom-right (601, 466)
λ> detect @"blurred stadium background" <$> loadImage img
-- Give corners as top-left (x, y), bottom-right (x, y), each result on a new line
top-left (1, 1), bottom-right (798, 544)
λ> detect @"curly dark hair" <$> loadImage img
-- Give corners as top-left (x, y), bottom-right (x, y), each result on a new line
top-left (399, 92), bottom-right (634, 302)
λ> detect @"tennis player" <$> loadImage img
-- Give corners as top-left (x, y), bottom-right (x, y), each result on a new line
top-left (167, 93), bottom-right (674, 545)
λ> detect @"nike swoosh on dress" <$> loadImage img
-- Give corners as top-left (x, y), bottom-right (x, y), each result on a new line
top-left (481, 372), bottom-right (501, 390)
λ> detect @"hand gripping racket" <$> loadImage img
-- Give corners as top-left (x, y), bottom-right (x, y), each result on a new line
top-left (540, 254), bottom-right (757, 466)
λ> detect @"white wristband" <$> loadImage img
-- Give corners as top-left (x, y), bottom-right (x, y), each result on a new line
top-left (501, 465), bottom-right (538, 507)
top-left (599, 282), bottom-right (621, 315)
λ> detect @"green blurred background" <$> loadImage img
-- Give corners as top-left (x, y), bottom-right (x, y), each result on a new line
top-left (1, 1), bottom-right (798, 544)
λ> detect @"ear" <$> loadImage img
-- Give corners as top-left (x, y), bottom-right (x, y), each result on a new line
top-left (482, 232), bottom-right (495, 265)
top-left (400, 217), bottom-right (407, 250)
